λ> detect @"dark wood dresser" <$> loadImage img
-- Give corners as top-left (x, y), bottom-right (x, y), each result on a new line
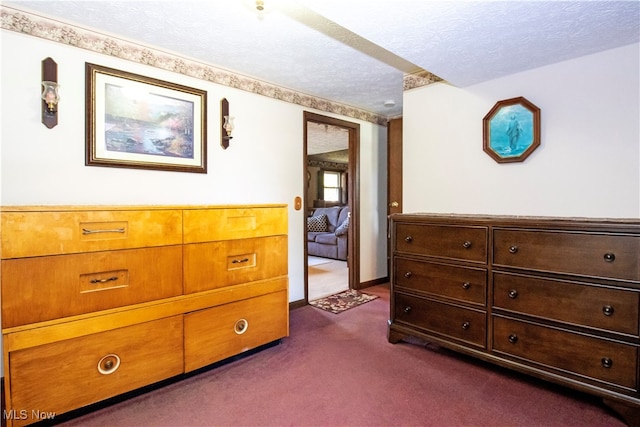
top-left (388, 213), bottom-right (639, 426)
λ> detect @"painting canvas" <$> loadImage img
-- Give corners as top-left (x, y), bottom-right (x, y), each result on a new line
top-left (488, 104), bottom-right (534, 157)
top-left (86, 63), bottom-right (207, 173)
top-left (483, 97), bottom-right (540, 163)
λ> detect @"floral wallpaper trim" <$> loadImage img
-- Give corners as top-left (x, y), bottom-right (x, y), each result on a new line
top-left (1, 6), bottom-right (389, 126)
top-left (308, 159), bottom-right (348, 171)
top-left (403, 70), bottom-right (444, 90)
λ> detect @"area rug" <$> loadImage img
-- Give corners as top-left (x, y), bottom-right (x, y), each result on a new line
top-left (309, 289), bottom-right (378, 314)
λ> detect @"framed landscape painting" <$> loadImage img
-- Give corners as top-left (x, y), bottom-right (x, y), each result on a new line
top-left (483, 97), bottom-right (540, 163)
top-left (86, 63), bottom-right (207, 173)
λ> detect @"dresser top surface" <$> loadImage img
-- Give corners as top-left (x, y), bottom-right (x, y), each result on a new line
top-left (1, 204), bottom-right (288, 212)
top-left (390, 212), bottom-right (640, 227)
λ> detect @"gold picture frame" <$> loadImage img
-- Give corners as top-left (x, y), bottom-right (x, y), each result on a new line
top-left (86, 63), bottom-right (207, 173)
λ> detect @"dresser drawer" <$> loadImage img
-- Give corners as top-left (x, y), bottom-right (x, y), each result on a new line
top-left (183, 206), bottom-right (287, 243)
top-left (184, 290), bottom-right (289, 372)
top-left (493, 229), bottom-right (640, 281)
top-left (394, 293), bottom-right (486, 348)
top-left (2, 246), bottom-right (183, 327)
top-left (183, 235), bottom-right (288, 294)
top-left (493, 272), bottom-right (640, 336)
top-left (1, 208), bottom-right (182, 258)
top-left (394, 258), bottom-right (486, 305)
top-left (493, 316), bottom-right (638, 391)
top-left (7, 316), bottom-right (183, 426)
top-left (395, 223), bottom-right (487, 263)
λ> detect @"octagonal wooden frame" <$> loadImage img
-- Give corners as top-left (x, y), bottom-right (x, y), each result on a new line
top-left (483, 96), bottom-right (540, 163)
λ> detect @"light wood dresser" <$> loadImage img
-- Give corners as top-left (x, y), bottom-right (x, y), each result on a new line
top-left (1, 205), bottom-right (288, 426)
top-left (388, 213), bottom-right (640, 426)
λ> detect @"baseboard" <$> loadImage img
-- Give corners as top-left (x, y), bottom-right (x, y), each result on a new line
top-left (289, 299), bottom-right (307, 310)
top-left (358, 276), bottom-right (389, 289)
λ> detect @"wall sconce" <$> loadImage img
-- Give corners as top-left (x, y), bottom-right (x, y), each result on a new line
top-left (41, 57), bottom-right (59, 129)
top-left (42, 81), bottom-right (59, 112)
top-left (221, 98), bottom-right (235, 149)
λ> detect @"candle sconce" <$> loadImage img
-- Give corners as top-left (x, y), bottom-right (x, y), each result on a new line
top-left (221, 98), bottom-right (235, 149)
top-left (41, 57), bottom-right (59, 129)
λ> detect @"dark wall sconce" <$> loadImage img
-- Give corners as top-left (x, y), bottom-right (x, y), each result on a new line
top-left (41, 57), bottom-right (59, 129)
top-left (220, 97), bottom-right (235, 149)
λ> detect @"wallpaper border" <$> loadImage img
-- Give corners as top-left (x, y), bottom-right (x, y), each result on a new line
top-left (2, 6), bottom-right (396, 126)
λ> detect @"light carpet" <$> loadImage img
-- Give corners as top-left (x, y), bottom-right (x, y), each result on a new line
top-left (308, 255), bottom-right (332, 266)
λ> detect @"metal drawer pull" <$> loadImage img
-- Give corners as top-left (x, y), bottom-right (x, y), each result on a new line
top-left (405, 236), bottom-right (413, 243)
top-left (97, 354), bottom-right (121, 375)
top-left (403, 306), bottom-right (412, 314)
top-left (462, 282), bottom-right (471, 290)
top-left (234, 319), bottom-right (249, 335)
top-left (508, 289), bottom-right (519, 299)
top-left (462, 322), bottom-right (470, 330)
top-left (603, 252), bottom-right (616, 262)
top-left (509, 245), bottom-right (518, 254)
top-left (462, 241), bottom-right (472, 249)
top-left (90, 276), bottom-right (118, 284)
top-left (508, 334), bottom-right (518, 344)
top-left (82, 227), bottom-right (125, 235)
top-left (602, 305), bottom-right (614, 316)
top-left (601, 357), bottom-right (613, 368)
top-left (404, 272), bottom-right (413, 278)
top-left (232, 258), bottom-right (250, 264)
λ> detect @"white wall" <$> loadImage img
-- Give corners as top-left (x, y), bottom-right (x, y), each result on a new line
top-left (0, 30), bottom-right (390, 374)
top-left (403, 43), bottom-right (640, 218)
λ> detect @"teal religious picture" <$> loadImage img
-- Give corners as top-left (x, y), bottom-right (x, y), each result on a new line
top-left (483, 97), bottom-right (540, 163)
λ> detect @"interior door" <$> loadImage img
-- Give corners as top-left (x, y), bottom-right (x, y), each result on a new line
top-left (387, 118), bottom-right (403, 216)
top-left (387, 118), bottom-right (403, 271)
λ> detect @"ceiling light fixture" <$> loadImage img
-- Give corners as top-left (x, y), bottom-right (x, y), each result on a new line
top-left (384, 100), bottom-right (395, 108)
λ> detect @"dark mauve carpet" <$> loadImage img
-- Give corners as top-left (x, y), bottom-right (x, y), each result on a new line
top-left (59, 284), bottom-right (625, 427)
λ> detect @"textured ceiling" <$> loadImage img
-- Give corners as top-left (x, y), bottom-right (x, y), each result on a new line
top-left (4, 0), bottom-right (639, 119)
top-left (307, 122), bottom-right (349, 159)
top-left (302, 0), bottom-right (640, 87)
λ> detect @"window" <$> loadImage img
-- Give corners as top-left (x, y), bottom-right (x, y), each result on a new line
top-left (321, 170), bottom-right (341, 203)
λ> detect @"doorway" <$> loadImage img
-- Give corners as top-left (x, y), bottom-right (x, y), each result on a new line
top-left (304, 112), bottom-right (360, 302)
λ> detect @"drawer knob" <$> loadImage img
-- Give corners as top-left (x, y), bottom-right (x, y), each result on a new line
top-left (602, 305), bottom-right (614, 316)
top-left (405, 236), bottom-right (413, 243)
top-left (404, 272), bottom-right (413, 279)
top-left (97, 354), bottom-right (121, 375)
top-left (403, 306), bottom-right (412, 314)
top-left (508, 289), bottom-right (519, 299)
top-left (462, 322), bottom-right (470, 330)
top-left (508, 334), bottom-right (518, 344)
top-left (462, 241), bottom-right (472, 249)
top-left (234, 319), bottom-right (249, 335)
top-left (232, 258), bottom-right (250, 264)
top-left (601, 357), bottom-right (613, 368)
top-left (508, 245), bottom-right (519, 254)
top-left (603, 252), bottom-right (616, 263)
top-left (462, 282), bottom-right (471, 290)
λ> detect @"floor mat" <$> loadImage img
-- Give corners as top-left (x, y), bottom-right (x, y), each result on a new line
top-left (309, 289), bottom-right (378, 314)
